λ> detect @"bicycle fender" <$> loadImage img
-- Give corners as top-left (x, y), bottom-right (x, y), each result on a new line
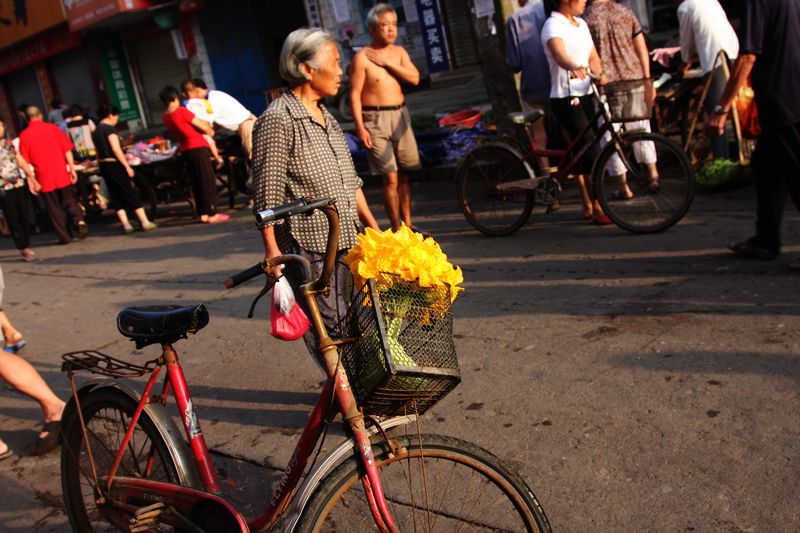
top-left (62, 378), bottom-right (203, 490)
top-left (281, 414), bottom-right (417, 532)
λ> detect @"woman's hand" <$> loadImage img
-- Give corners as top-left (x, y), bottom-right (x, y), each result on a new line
top-left (125, 166), bottom-right (135, 178)
top-left (27, 178), bottom-right (41, 196)
top-left (569, 66), bottom-right (588, 80)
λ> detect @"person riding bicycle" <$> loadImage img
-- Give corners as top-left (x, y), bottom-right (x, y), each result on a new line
top-left (586, 0), bottom-right (659, 199)
top-left (252, 28), bottom-right (380, 362)
top-left (541, 0), bottom-right (610, 224)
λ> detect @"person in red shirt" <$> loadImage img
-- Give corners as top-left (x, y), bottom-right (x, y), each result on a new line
top-left (18, 106), bottom-right (88, 243)
top-left (160, 86), bottom-right (229, 224)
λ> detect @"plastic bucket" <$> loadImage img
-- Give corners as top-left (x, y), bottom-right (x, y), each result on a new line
top-left (438, 109), bottom-right (482, 129)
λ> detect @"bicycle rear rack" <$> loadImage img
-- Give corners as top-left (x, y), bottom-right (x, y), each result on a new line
top-left (61, 350), bottom-right (161, 378)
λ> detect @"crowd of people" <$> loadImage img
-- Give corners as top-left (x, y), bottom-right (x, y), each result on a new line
top-left (1, 0), bottom-right (798, 463)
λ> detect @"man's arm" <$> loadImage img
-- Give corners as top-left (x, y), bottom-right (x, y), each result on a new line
top-left (705, 53), bottom-right (757, 136)
top-left (365, 47), bottom-right (420, 85)
top-left (109, 133), bottom-right (135, 178)
top-left (191, 117), bottom-right (214, 136)
top-left (349, 53), bottom-right (372, 149)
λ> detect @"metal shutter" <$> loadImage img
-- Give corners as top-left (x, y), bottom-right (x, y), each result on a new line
top-left (48, 46), bottom-right (99, 114)
top-left (441, 0), bottom-right (479, 68)
top-left (130, 31), bottom-right (190, 128)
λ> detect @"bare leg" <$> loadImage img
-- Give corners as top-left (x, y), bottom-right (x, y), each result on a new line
top-left (577, 174), bottom-right (593, 218)
top-left (398, 173), bottom-right (412, 228)
top-left (0, 351), bottom-right (65, 426)
top-left (0, 437), bottom-right (7, 455)
top-left (116, 209), bottom-right (133, 231)
top-left (646, 162), bottom-right (660, 188)
top-left (615, 173), bottom-right (633, 198)
top-left (0, 309), bottom-right (23, 345)
top-left (383, 171), bottom-right (402, 231)
top-left (133, 207), bottom-right (152, 227)
top-left (530, 120), bottom-right (550, 170)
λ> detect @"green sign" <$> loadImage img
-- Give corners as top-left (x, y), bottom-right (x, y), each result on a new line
top-left (98, 36), bottom-right (141, 123)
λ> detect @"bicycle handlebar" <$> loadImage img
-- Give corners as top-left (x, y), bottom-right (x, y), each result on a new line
top-left (254, 197), bottom-right (336, 225)
top-left (224, 261), bottom-right (266, 289)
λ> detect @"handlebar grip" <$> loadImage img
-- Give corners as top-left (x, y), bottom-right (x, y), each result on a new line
top-left (224, 262), bottom-right (265, 289)
top-left (254, 199), bottom-right (309, 225)
top-left (253, 197), bottom-right (338, 225)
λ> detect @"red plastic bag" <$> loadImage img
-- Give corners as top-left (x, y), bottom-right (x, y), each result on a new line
top-left (270, 278), bottom-right (310, 341)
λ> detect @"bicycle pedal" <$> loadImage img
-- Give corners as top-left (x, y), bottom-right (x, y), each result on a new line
top-left (130, 502), bottom-right (166, 530)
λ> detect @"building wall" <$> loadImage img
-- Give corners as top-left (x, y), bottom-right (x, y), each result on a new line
top-left (0, 0), bottom-right (65, 49)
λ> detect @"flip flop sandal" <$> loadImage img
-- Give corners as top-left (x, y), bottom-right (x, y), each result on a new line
top-left (3, 339), bottom-right (27, 354)
top-left (0, 446), bottom-right (12, 460)
top-left (33, 421), bottom-right (61, 456)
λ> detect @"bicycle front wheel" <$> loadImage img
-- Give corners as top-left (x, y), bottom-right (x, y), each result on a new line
top-left (297, 433), bottom-right (552, 532)
top-left (61, 389), bottom-right (181, 532)
top-left (457, 143), bottom-right (535, 237)
top-left (594, 131), bottom-right (694, 233)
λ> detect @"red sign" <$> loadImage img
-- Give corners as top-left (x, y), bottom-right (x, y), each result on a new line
top-left (62, 0), bottom-right (166, 31)
top-left (0, 25), bottom-right (83, 76)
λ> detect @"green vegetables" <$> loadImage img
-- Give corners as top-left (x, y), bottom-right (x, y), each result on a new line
top-left (696, 159), bottom-right (739, 188)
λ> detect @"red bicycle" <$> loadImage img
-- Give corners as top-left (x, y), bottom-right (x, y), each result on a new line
top-left (59, 198), bottom-right (551, 532)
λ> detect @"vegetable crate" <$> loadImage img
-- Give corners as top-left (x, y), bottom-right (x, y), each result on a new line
top-left (335, 277), bottom-right (461, 417)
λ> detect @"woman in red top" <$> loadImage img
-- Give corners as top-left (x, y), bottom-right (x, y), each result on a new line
top-left (160, 86), bottom-right (229, 224)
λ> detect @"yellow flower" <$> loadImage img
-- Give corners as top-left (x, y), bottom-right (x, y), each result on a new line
top-left (345, 224), bottom-right (464, 301)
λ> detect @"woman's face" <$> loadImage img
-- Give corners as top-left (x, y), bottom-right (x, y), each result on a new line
top-left (307, 41), bottom-right (343, 99)
top-left (564, 0), bottom-right (586, 15)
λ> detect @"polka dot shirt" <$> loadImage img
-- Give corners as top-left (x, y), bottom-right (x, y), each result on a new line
top-left (252, 90), bottom-right (363, 254)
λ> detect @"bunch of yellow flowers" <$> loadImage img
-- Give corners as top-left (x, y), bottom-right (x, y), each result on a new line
top-left (344, 224), bottom-right (464, 302)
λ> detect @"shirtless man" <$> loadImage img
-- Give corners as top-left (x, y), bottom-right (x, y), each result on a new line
top-left (350, 3), bottom-right (421, 232)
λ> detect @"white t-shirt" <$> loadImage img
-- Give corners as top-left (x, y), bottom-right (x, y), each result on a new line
top-left (541, 12), bottom-right (594, 98)
top-left (206, 90), bottom-right (252, 131)
top-left (185, 98), bottom-right (215, 124)
top-left (678, 0), bottom-right (739, 74)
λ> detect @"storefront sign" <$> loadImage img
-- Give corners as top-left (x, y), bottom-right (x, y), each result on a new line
top-left (415, 0), bottom-right (450, 73)
top-left (62, 0), bottom-right (167, 31)
top-left (303, 0), bottom-right (321, 27)
top-left (97, 36), bottom-right (141, 122)
top-left (0, 25), bottom-right (82, 76)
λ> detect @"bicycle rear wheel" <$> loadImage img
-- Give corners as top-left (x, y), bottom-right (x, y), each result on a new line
top-left (297, 433), bottom-right (551, 532)
top-left (594, 131), bottom-right (694, 233)
top-left (457, 142), bottom-right (535, 236)
top-left (61, 389), bottom-right (180, 532)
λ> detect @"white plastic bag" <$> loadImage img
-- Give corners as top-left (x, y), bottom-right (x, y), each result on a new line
top-left (273, 277), bottom-right (296, 315)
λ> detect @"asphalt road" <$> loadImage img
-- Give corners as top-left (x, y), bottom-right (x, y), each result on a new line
top-left (0, 178), bottom-right (797, 532)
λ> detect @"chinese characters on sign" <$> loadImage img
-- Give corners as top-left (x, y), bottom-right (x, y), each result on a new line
top-left (415, 0), bottom-right (450, 73)
top-left (98, 36), bottom-right (141, 123)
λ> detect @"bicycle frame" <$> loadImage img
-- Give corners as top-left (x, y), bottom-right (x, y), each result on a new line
top-left (68, 204), bottom-right (403, 532)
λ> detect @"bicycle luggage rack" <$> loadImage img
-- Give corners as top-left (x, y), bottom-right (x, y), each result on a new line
top-left (61, 350), bottom-right (160, 378)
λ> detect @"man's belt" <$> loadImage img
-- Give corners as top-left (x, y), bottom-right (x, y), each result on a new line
top-left (362, 103), bottom-right (405, 111)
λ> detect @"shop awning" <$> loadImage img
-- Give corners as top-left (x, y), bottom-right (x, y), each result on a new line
top-left (63, 0), bottom-right (173, 31)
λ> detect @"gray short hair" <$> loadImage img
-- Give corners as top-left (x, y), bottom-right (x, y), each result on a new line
top-left (279, 27), bottom-right (335, 87)
top-left (367, 3), bottom-right (396, 29)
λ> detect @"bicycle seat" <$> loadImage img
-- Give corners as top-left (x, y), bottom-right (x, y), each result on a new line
top-left (117, 304), bottom-right (209, 348)
top-left (507, 110), bottom-right (544, 126)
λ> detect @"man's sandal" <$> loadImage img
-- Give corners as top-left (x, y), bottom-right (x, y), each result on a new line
top-left (33, 421), bottom-right (61, 456)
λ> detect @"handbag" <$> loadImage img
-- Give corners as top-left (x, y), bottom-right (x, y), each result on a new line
top-left (270, 277), bottom-right (311, 341)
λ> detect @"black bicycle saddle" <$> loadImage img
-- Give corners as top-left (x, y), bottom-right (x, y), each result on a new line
top-left (117, 304), bottom-right (209, 349)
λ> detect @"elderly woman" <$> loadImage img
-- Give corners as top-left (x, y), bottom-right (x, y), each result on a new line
top-left (252, 27), bottom-right (380, 359)
top-left (541, 0), bottom-right (610, 224)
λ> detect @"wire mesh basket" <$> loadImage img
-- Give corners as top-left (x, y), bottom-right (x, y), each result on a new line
top-left (602, 79), bottom-right (654, 122)
top-left (334, 276), bottom-right (461, 417)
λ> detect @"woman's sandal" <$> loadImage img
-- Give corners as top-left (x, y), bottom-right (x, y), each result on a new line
top-left (33, 421), bottom-right (61, 456)
top-left (0, 441), bottom-right (12, 461)
top-left (611, 190), bottom-right (634, 201)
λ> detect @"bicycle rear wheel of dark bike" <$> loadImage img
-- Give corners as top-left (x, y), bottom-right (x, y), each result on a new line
top-left (457, 142), bottom-right (536, 236)
top-left (594, 131), bottom-right (694, 233)
top-left (297, 433), bottom-right (552, 532)
top-left (61, 389), bottom-right (181, 532)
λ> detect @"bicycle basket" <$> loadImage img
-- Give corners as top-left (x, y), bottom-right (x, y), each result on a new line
top-left (334, 276), bottom-right (461, 417)
top-left (602, 79), bottom-right (654, 122)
